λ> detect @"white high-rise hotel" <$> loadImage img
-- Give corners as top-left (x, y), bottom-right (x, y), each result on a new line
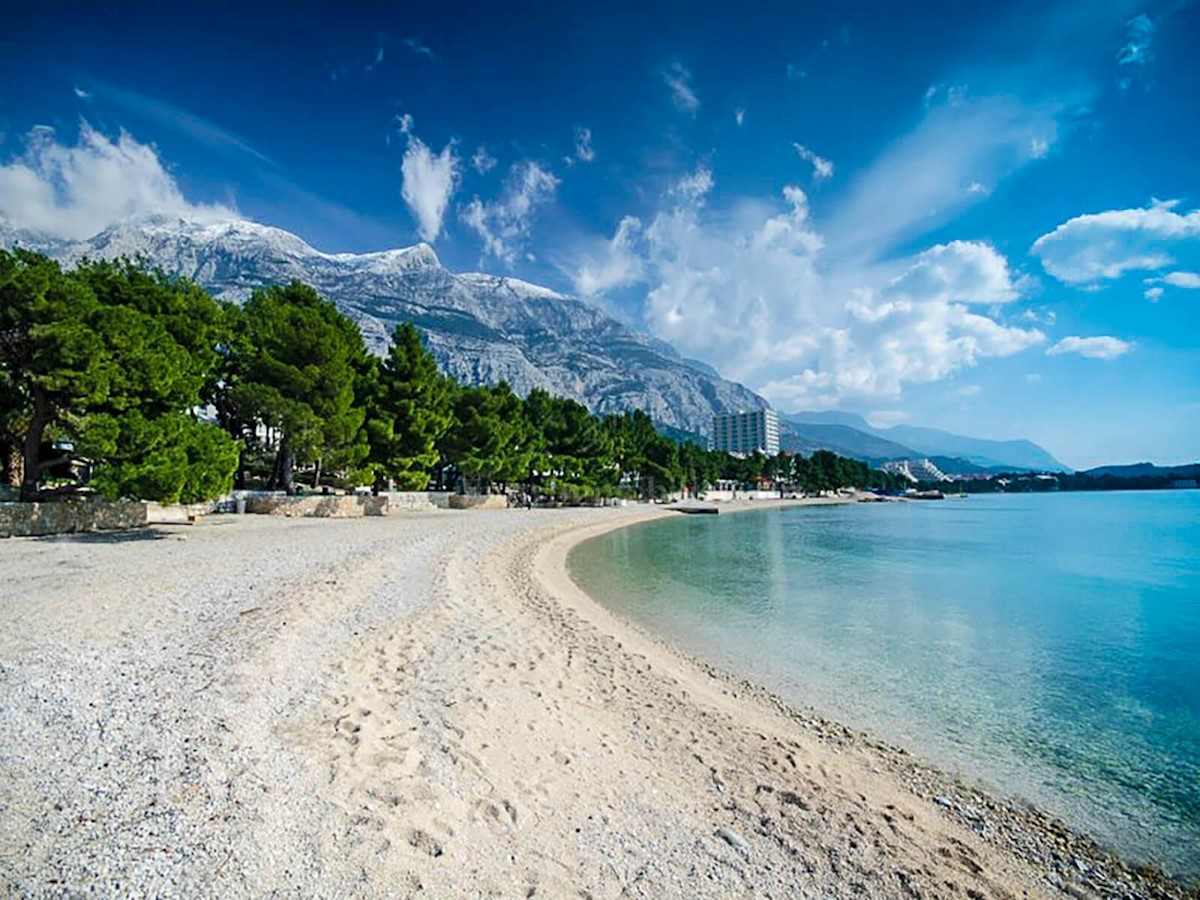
top-left (711, 408), bottom-right (780, 456)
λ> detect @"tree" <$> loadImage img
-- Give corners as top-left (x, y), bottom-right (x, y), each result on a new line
top-left (0, 250), bottom-right (237, 502)
top-left (523, 389), bottom-right (614, 501)
top-left (222, 282), bottom-right (369, 492)
top-left (365, 323), bottom-right (454, 490)
top-left (440, 382), bottom-right (531, 493)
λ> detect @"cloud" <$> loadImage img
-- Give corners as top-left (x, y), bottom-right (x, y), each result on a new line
top-left (886, 240), bottom-right (1023, 305)
top-left (1145, 285), bottom-right (1165, 302)
top-left (73, 86), bottom-right (91, 100)
top-left (1164, 271), bottom-right (1200, 288)
top-left (0, 122), bottom-right (236, 240)
top-left (955, 384), bottom-right (983, 397)
top-left (92, 82), bottom-right (275, 167)
top-left (1031, 199), bottom-right (1200, 284)
top-left (1030, 136), bottom-right (1050, 159)
top-left (792, 143), bottom-right (834, 181)
top-left (663, 62), bottom-right (699, 114)
top-left (472, 146), bottom-right (497, 175)
top-left (827, 94), bottom-right (1060, 261)
top-left (1117, 14), bottom-right (1154, 65)
top-left (397, 115), bottom-right (460, 243)
top-left (403, 37), bottom-right (436, 59)
top-left (571, 215), bottom-right (644, 296)
top-left (573, 127), bottom-right (595, 164)
top-left (1047, 336), bottom-right (1132, 359)
top-left (460, 161), bottom-right (559, 265)
top-left (735, 108), bottom-right (745, 127)
top-left (570, 172), bottom-right (1043, 410)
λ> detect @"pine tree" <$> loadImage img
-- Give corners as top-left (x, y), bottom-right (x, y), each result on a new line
top-left (365, 323), bottom-right (454, 490)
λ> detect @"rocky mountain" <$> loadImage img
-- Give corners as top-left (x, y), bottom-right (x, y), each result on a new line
top-left (1, 215), bottom-right (766, 435)
top-left (783, 411), bottom-right (1068, 472)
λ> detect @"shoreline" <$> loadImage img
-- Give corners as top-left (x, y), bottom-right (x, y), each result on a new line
top-left (532, 501), bottom-right (1193, 897)
top-left (0, 506), bottom-right (1192, 897)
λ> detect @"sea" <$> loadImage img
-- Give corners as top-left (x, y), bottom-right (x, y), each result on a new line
top-left (568, 491), bottom-right (1200, 879)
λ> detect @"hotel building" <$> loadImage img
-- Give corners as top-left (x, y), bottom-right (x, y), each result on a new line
top-left (711, 408), bottom-right (780, 456)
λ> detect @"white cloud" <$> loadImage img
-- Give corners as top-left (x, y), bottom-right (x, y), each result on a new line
top-left (73, 86), bottom-right (91, 100)
top-left (827, 94), bottom-right (1059, 261)
top-left (1145, 286), bottom-right (1165, 302)
top-left (472, 146), bottom-right (497, 174)
top-left (792, 143), bottom-right (834, 181)
top-left (1047, 336), bottom-right (1132, 360)
top-left (403, 37), bottom-right (436, 59)
top-left (664, 62), bottom-right (699, 114)
top-left (955, 384), bottom-right (983, 397)
top-left (1031, 199), bottom-right (1200, 284)
top-left (967, 181), bottom-right (989, 195)
top-left (735, 108), bottom-right (745, 127)
top-left (1117, 14), bottom-right (1154, 66)
top-left (570, 173), bottom-right (1043, 411)
top-left (669, 166), bottom-right (715, 204)
top-left (398, 115), bottom-right (460, 243)
top-left (573, 127), bottom-right (595, 164)
top-left (1164, 271), bottom-right (1200, 288)
top-left (886, 240), bottom-right (1023, 305)
top-left (867, 410), bottom-right (910, 427)
top-left (461, 161), bottom-right (559, 265)
top-left (0, 122), bottom-right (236, 240)
top-left (1030, 136), bottom-right (1050, 159)
top-left (571, 216), bottom-right (644, 296)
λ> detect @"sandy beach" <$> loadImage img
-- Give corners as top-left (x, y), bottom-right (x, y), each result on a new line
top-left (0, 504), bottom-right (1189, 898)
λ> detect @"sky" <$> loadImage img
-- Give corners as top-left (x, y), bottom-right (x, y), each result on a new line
top-left (1, 0), bottom-right (1198, 469)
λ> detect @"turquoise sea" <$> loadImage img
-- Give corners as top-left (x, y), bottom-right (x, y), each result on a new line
top-left (568, 491), bottom-right (1200, 879)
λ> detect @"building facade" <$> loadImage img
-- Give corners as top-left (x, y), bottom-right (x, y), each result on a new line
top-left (711, 408), bottom-right (780, 456)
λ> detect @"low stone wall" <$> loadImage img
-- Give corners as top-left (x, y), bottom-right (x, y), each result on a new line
top-left (144, 502), bottom-right (212, 524)
top-left (243, 495), bottom-right (389, 518)
top-left (448, 494), bottom-right (509, 510)
top-left (383, 491), bottom-right (454, 511)
top-left (0, 501), bottom-right (148, 538)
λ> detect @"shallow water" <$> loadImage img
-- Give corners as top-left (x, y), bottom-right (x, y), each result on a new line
top-left (569, 491), bottom-right (1200, 878)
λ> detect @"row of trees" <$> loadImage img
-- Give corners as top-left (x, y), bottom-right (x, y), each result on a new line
top-left (1, 250), bottom-right (899, 504)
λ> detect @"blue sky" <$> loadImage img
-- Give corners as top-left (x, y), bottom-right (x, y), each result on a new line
top-left (1, 0), bottom-right (1198, 468)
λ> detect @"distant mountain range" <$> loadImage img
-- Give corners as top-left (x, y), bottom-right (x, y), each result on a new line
top-left (1082, 462), bottom-right (1200, 479)
top-left (2, 214), bottom-right (1074, 473)
top-left (780, 411), bottom-right (1069, 472)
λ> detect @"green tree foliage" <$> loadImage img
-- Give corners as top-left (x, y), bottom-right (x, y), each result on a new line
top-left (440, 382), bottom-right (532, 492)
top-left (222, 282), bottom-right (369, 492)
top-left (364, 323), bottom-right (454, 490)
top-left (522, 389), bottom-right (615, 500)
top-left (0, 250), bottom-right (237, 502)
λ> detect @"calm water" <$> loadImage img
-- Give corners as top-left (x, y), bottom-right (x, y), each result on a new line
top-left (569, 492), bottom-right (1200, 878)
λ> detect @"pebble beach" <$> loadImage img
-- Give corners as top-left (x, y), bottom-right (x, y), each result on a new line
top-left (0, 506), bottom-right (1192, 898)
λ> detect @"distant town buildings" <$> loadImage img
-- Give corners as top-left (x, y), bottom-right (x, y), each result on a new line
top-left (880, 458), bottom-right (951, 483)
top-left (711, 408), bottom-right (780, 456)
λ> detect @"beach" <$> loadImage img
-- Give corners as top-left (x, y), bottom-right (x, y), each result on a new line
top-left (0, 505), bottom-right (1188, 898)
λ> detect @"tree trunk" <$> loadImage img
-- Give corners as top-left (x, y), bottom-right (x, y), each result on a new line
top-left (312, 458), bottom-right (322, 489)
top-left (278, 436), bottom-right (296, 496)
top-left (19, 386), bottom-right (50, 503)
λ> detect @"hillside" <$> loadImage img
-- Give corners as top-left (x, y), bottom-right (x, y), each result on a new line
top-left (1, 215), bottom-right (767, 436)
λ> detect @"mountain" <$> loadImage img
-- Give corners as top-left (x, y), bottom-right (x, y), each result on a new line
top-left (1083, 462), bottom-right (1200, 479)
top-left (778, 422), bottom-right (919, 463)
top-left (2, 215), bottom-right (767, 435)
top-left (783, 411), bottom-right (1067, 472)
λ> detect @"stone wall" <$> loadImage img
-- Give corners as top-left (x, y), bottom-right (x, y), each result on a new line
top-left (242, 495), bottom-right (389, 518)
top-left (0, 501), bottom-right (148, 538)
top-left (448, 494), bottom-right (509, 510)
top-left (382, 491), bottom-right (454, 511)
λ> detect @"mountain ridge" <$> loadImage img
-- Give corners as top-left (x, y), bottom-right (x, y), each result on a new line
top-left (2, 214), bottom-right (768, 436)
